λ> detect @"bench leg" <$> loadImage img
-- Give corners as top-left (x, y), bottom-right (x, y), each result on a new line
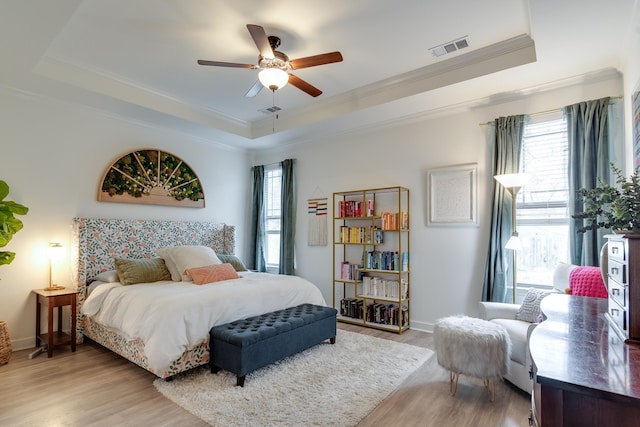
top-left (237, 375), bottom-right (246, 387)
top-left (330, 336), bottom-right (336, 344)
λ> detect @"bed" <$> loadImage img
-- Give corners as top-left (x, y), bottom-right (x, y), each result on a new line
top-left (72, 217), bottom-right (326, 378)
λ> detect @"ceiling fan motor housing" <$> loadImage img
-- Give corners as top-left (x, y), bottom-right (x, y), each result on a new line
top-left (259, 50), bottom-right (290, 71)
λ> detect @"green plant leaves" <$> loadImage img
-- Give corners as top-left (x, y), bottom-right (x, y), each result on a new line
top-left (0, 179), bottom-right (29, 265)
top-left (0, 251), bottom-right (15, 266)
top-left (574, 164), bottom-right (640, 233)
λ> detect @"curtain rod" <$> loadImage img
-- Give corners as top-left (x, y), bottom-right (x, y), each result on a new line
top-left (478, 95), bottom-right (623, 126)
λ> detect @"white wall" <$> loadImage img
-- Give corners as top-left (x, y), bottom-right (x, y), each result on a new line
top-left (0, 68), bottom-right (628, 350)
top-left (253, 74), bottom-right (624, 332)
top-left (0, 88), bottom-right (251, 350)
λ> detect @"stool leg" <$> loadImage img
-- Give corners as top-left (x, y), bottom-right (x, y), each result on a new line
top-left (484, 378), bottom-right (495, 402)
top-left (449, 371), bottom-right (459, 396)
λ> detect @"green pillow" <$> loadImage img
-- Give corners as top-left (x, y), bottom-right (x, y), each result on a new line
top-left (215, 254), bottom-right (248, 272)
top-left (114, 258), bottom-right (172, 286)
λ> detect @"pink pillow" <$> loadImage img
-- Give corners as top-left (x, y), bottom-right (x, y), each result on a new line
top-left (185, 263), bottom-right (239, 285)
top-left (569, 266), bottom-right (608, 298)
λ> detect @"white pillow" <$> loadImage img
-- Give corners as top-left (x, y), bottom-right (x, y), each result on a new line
top-left (157, 246), bottom-right (222, 281)
top-left (552, 262), bottom-right (577, 293)
top-left (157, 247), bottom-right (181, 281)
top-left (93, 270), bottom-right (119, 283)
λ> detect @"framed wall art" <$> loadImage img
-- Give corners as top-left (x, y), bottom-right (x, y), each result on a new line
top-left (98, 149), bottom-right (205, 208)
top-left (427, 163), bottom-right (477, 226)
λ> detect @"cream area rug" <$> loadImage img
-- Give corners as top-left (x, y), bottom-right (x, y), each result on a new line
top-left (154, 329), bottom-right (432, 427)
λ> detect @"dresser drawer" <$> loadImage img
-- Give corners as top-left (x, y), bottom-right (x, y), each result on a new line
top-left (608, 240), bottom-right (626, 262)
top-left (608, 279), bottom-right (627, 308)
top-left (608, 259), bottom-right (627, 285)
top-left (607, 299), bottom-right (627, 333)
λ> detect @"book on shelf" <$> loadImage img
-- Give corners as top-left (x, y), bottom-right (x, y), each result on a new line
top-left (379, 211), bottom-right (409, 230)
top-left (365, 302), bottom-right (409, 326)
top-left (338, 200), bottom-right (365, 217)
top-left (340, 298), bottom-right (364, 319)
top-left (338, 226), bottom-right (380, 244)
top-left (401, 251), bottom-right (409, 271)
top-left (365, 250), bottom-right (409, 271)
top-left (339, 261), bottom-right (362, 281)
top-left (361, 277), bottom-right (408, 299)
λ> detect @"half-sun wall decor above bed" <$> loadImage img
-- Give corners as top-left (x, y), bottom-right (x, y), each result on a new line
top-left (72, 218), bottom-right (326, 379)
top-left (98, 149), bottom-right (205, 208)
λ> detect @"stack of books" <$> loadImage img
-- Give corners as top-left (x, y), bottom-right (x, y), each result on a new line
top-left (340, 298), bottom-right (364, 319)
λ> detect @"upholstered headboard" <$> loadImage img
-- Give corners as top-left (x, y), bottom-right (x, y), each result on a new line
top-left (72, 217), bottom-right (235, 341)
top-left (72, 217), bottom-right (233, 297)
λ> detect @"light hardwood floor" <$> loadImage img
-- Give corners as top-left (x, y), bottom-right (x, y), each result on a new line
top-left (0, 324), bottom-right (531, 427)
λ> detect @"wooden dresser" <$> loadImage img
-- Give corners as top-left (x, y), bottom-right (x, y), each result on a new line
top-left (529, 294), bottom-right (640, 427)
top-left (604, 234), bottom-right (640, 342)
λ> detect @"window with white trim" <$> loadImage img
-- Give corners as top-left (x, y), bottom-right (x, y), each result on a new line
top-left (516, 112), bottom-right (570, 290)
top-left (264, 164), bottom-right (281, 273)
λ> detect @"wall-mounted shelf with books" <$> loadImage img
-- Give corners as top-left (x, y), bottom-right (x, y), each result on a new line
top-left (332, 186), bottom-right (410, 334)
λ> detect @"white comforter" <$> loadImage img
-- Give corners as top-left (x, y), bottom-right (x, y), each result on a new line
top-left (82, 272), bottom-right (326, 373)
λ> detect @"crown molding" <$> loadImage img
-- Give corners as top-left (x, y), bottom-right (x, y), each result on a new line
top-left (252, 34), bottom-right (537, 138)
top-left (34, 56), bottom-right (253, 138)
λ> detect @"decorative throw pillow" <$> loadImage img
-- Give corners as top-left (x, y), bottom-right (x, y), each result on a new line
top-left (215, 254), bottom-right (248, 272)
top-left (157, 246), bottom-right (222, 281)
top-left (569, 266), bottom-right (608, 298)
top-left (516, 288), bottom-right (553, 323)
top-left (185, 263), bottom-right (239, 285)
top-left (92, 269), bottom-right (119, 283)
top-left (114, 258), bottom-right (171, 286)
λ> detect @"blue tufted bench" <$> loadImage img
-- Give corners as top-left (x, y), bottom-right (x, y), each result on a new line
top-left (209, 303), bottom-right (338, 386)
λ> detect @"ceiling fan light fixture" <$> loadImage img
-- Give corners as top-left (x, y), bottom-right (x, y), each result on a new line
top-left (259, 68), bottom-right (289, 91)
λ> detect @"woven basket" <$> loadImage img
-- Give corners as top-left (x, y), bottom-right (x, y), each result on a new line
top-left (0, 320), bottom-right (12, 365)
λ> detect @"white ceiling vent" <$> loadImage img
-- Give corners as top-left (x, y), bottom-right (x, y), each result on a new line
top-left (430, 36), bottom-right (470, 57)
top-left (260, 105), bottom-right (282, 114)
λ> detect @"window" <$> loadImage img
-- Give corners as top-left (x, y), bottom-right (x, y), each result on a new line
top-left (516, 112), bottom-right (569, 289)
top-left (264, 164), bottom-right (282, 272)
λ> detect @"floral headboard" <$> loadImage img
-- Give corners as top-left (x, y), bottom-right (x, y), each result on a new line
top-left (72, 217), bottom-right (235, 340)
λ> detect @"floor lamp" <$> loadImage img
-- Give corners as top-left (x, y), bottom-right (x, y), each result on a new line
top-left (494, 173), bottom-right (529, 304)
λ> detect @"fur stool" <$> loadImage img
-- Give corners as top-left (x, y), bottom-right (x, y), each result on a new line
top-left (434, 315), bottom-right (511, 402)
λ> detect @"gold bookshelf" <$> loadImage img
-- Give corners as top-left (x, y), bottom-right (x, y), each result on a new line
top-left (332, 186), bottom-right (410, 334)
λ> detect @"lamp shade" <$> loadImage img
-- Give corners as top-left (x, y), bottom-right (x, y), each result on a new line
top-left (258, 68), bottom-right (289, 91)
top-left (505, 234), bottom-right (522, 251)
top-left (494, 173), bottom-right (530, 190)
top-left (47, 242), bottom-right (64, 260)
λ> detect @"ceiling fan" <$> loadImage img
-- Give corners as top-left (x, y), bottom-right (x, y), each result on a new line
top-left (197, 24), bottom-right (343, 98)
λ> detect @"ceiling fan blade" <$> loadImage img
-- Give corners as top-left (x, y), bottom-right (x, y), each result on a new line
top-left (288, 74), bottom-right (322, 97)
top-left (289, 51), bottom-right (343, 70)
top-left (197, 59), bottom-right (256, 69)
top-left (246, 24), bottom-right (274, 59)
top-left (245, 80), bottom-right (263, 98)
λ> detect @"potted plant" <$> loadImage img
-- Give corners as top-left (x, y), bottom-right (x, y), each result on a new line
top-left (573, 164), bottom-right (640, 233)
top-left (0, 180), bottom-right (28, 364)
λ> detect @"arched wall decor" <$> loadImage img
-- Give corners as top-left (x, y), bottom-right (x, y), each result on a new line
top-left (98, 149), bottom-right (205, 208)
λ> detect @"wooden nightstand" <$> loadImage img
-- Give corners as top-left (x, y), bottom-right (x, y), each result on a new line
top-left (32, 288), bottom-right (78, 357)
